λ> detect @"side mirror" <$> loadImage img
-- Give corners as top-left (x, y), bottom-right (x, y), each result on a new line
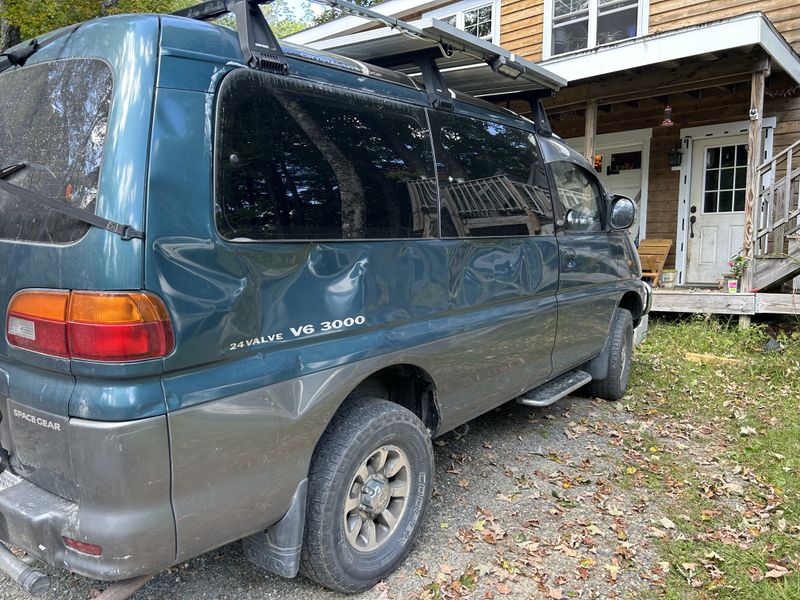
top-left (608, 195), bottom-right (636, 230)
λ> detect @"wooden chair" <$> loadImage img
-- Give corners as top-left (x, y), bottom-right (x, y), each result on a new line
top-left (637, 239), bottom-right (672, 287)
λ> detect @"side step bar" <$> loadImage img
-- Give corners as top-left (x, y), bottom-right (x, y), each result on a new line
top-left (516, 369), bottom-right (592, 408)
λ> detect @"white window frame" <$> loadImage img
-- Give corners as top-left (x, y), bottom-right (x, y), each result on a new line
top-left (424, 0), bottom-right (501, 45)
top-left (543, 0), bottom-right (649, 60)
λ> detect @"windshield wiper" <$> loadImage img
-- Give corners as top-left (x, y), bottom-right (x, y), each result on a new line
top-left (0, 163), bottom-right (144, 241)
top-left (0, 163), bottom-right (26, 179)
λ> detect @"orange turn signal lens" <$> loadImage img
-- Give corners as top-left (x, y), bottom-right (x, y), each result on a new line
top-left (8, 290), bottom-right (70, 321)
top-left (69, 292), bottom-right (171, 324)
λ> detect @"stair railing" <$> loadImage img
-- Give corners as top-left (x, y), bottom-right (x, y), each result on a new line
top-left (755, 139), bottom-right (800, 258)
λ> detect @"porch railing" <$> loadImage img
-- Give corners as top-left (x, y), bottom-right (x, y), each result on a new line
top-left (754, 139), bottom-right (800, 258)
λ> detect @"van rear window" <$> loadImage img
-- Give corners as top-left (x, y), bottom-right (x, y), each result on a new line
top-left (215, 70), bottom-right (438, 241)
top-left (0, 59), bottom-right (113, 244)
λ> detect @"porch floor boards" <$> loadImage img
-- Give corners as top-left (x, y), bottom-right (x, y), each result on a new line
top-left (652, 289), bottom-right (800, 316)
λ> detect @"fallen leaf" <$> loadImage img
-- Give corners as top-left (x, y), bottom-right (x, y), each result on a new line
top-left (765, 563), bottom-right (790, 579)
top-left (660, 517), bottom-right (677, 530)
top-left (496, 582), bottom-right (512, 595)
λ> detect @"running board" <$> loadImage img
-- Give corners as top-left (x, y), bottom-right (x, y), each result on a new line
top-left (516, 370), bottom-right (592, 407)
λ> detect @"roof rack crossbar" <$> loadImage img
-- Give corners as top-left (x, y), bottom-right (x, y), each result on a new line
top-left (174, 0), bottom-right (288, 74)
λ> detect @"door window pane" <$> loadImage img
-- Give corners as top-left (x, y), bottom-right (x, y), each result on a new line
top-left (701, 143), bottom-right (747, 213)
top-left (429, 112), bottom-right (554, 238)
top-left (549, 161), bottom-right (605, 232)
top-left (215, 70), bottom-right (437, 240)
top-left (734, 190), bottom-right (746, 212)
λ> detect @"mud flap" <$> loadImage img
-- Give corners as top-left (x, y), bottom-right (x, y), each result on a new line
top-left (242, 478), bottom-right (307, 579)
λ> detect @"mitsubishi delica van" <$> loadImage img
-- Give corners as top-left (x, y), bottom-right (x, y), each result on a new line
top-left (0, 0), bottom-right (651, 595)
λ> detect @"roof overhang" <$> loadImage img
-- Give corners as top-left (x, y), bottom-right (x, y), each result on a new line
top-left (541, 12), bottom-right (800, 86)
top-left (304, 18), bottom-right (567, 96)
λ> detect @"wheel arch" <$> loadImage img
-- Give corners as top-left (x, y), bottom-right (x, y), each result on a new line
top-left (618, 290), bottom-right (644, 326)
top-left (342, 363), bottom-right (440, 436)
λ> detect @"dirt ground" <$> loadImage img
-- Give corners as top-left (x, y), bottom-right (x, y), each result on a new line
top-left (1, 394), bottom-right (670, 600)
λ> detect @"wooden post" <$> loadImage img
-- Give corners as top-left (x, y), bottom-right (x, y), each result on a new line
top-left (584, 100), bottom-right (598, 162)
top-left (740, 58), bottom-right (770, 328)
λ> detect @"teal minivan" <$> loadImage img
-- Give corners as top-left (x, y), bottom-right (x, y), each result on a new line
top-left (0, 1), bottom-right (650, 595)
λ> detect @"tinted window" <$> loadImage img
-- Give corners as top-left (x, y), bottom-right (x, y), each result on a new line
top-left (428, 111), bottom-right (554, 238)
top-left (215, 70), bottom-right (437, 241)
top-left (549, 161), bottom-right (605, 232)
top-left (0, 59), bottom-right (113, 244)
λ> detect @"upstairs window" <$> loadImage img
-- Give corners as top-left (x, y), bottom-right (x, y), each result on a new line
top-left (427, 1), bottom-right (498, 43)
top-left (546, 0), bottom-right (646, 58)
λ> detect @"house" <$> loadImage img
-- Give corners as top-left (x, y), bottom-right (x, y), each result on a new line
top-left (287, 0), bottom-right (800, 321)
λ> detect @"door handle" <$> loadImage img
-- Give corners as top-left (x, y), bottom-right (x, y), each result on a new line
top-left (562, 248), bottom-right (577, 270)
top-left (689, 215), bottom-right (696, 239)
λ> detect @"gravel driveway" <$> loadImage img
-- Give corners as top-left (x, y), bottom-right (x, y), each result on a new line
top-left (1, 395), bottom-right (665, 599)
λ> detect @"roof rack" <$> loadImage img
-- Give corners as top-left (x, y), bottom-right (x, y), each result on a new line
top-left (174, 0), bottom-right (288, 73)
top-left (172, 0), bottom-right (564, 131)
top-left (308, 0), bottom-right (565, 126)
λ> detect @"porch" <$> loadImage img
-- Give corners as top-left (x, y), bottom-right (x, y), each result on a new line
top-left (652, 288), bottom-right (800, 317)
top-left (526, 12), bottom-right (800, 319)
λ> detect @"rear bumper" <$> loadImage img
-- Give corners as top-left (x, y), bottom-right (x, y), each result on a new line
top-left (0, 470), bottom-right (174, 581)
top-left (0, 472), bottom-right (77, 573)
top-left (0, 415), bottom-right (176, 581)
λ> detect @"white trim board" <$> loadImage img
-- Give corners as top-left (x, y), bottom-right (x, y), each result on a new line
top-left (565, 128), bottom-right (652, 241)
top-left (674, 118), bottom-right (777, 286)
top-left (540, 12), bottom-right (800, 86)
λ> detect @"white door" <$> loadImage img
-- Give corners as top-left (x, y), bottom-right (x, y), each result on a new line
top-left (686, 136), bottom-right (748, 284)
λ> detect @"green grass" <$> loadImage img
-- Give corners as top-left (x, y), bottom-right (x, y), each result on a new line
top-left (626, 316), bottom-right (800, 599)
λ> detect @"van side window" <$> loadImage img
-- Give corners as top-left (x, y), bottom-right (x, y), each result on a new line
top-left (428, 112), bottom-right (555, 238)
top-left (549, 161), bottom-right (605, 232)
top-left (215, 70), bottom-right (438, 241)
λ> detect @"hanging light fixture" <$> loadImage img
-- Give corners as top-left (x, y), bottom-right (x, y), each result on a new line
top-left (661, 103), bottom-right (674, 127)
top-left (668, 144), bottom-right (683, 167)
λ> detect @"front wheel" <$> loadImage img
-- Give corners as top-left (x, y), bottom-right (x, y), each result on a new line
top-left (586, 308), bottom-right (633, 401)
top-left (300, 397), bottom-right (434, 593)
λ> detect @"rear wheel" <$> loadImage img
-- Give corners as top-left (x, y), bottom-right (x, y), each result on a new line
top-left (300, 397), bottom-right (434, 593)
top-left (586, 308), bottom-right (633, 401)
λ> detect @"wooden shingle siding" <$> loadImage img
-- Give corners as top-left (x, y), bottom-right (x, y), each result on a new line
top-left (649, 0), bottom-right (800, 52)
top-left (500, 0), bottom-right (544, 62)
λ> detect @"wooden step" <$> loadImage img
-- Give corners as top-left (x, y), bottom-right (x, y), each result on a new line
top-left (754, 239), bottom-right (800, 292)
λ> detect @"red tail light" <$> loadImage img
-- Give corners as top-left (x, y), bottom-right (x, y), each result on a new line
top-left (7, 290), bottom-right (174, 362)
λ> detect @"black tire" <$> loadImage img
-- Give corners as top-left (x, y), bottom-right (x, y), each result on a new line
top-left (299, 397), bottom-right (434, 593)
top-left (586, 308), bottom-right (633, 401)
